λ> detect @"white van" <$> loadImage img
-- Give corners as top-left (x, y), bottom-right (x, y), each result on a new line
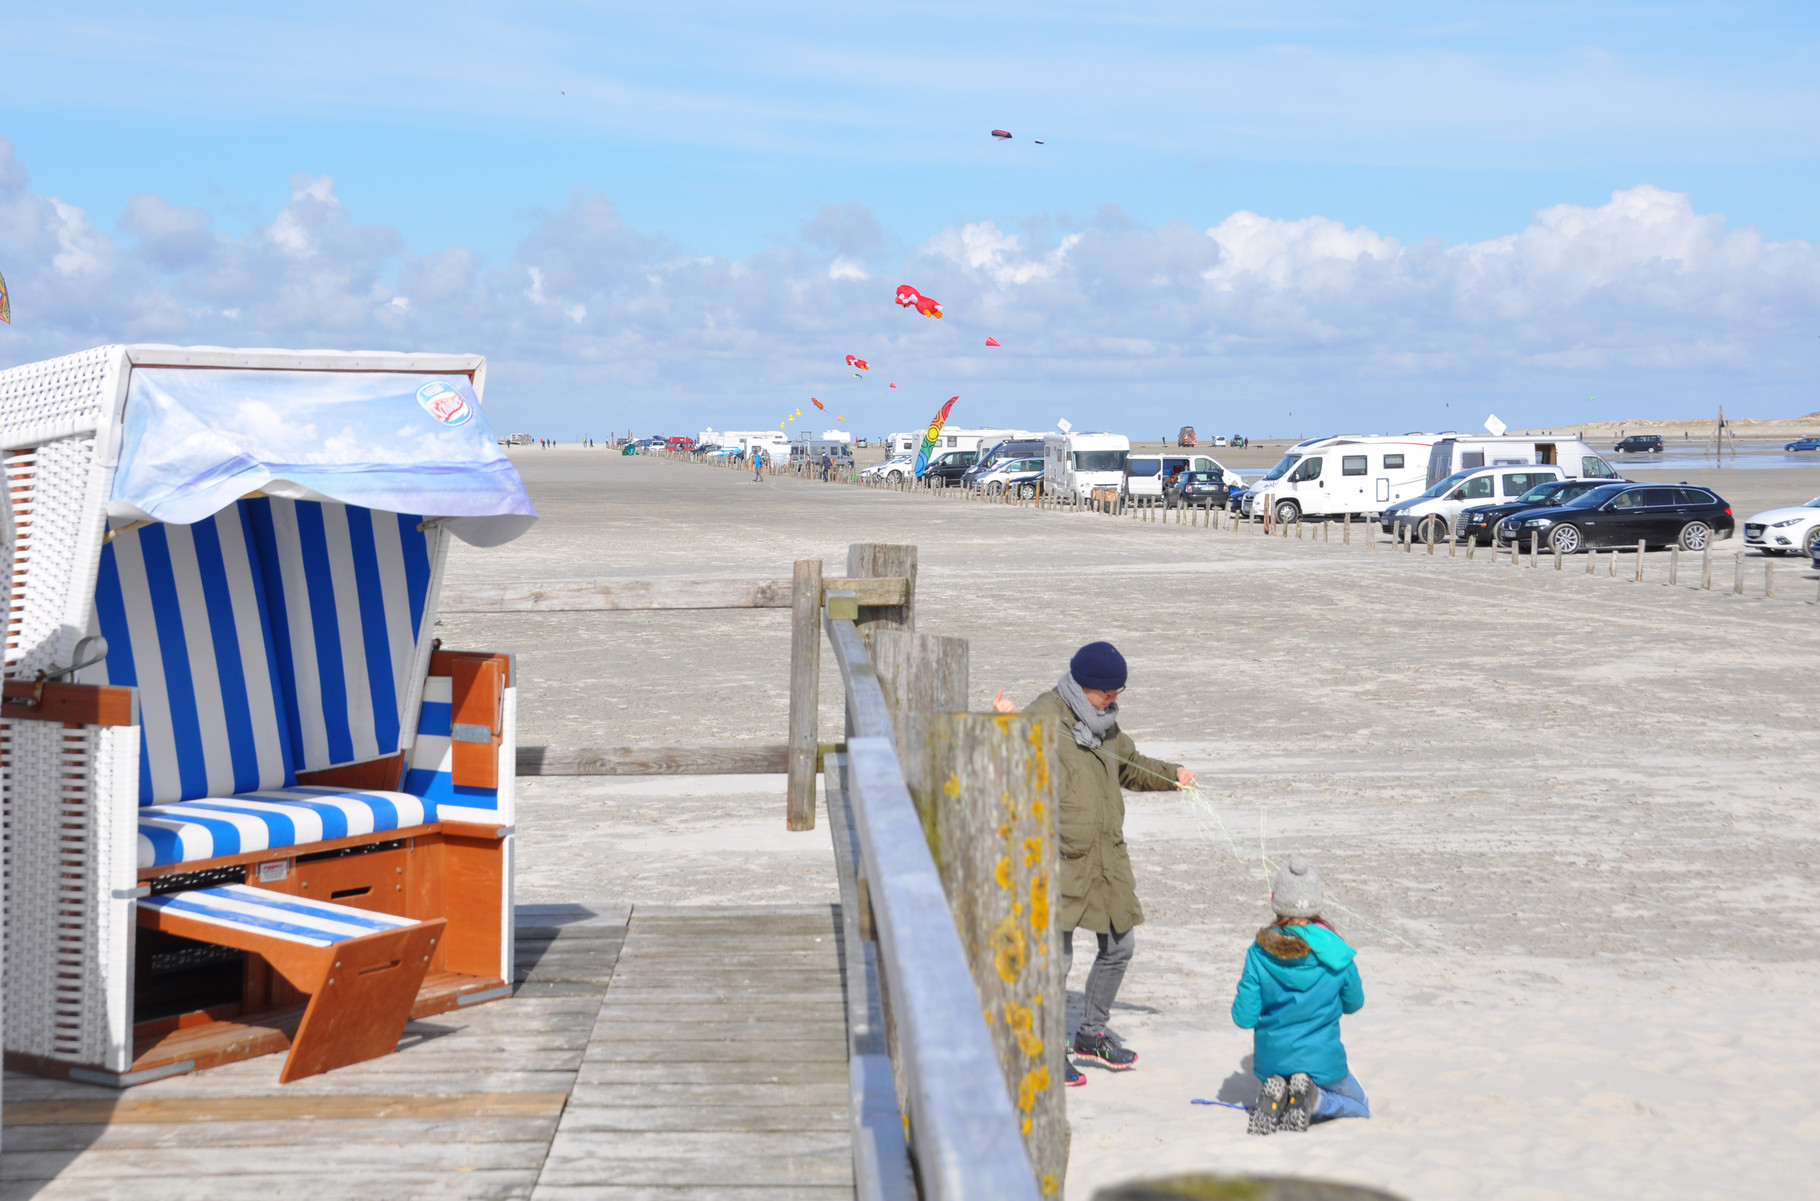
top-left (1423, 435), bottom-right (1616, 488)
top-left (1379, 465), bottom-right (1567, 541)
top-left (1125, 452), bottom-right (1245, 498)
top-left (730, 430), bottom-right (789, 456)
top-left (1043, 431), bottom-right (1130, 499)
top-left (1244, 434), bottom-right (1443, 525)
top-left (885, 432), bottom-right (919, 457)
top-left (929, 427), bottom-right (1038, 457)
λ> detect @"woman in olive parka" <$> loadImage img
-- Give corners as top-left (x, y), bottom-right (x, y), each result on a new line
top-left (994, 641), bottom-right (1195, 1085)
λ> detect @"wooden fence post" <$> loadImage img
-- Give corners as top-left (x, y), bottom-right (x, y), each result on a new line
top-left (905, 711), bottom-right (1066, 1196)
top-left (1702, 544), bottom-right (1713, 589)
top-left (847, 543), bottom-right (919, 650)
top-left (1733, 551), bottom-right (1744, 595)
top-left (1635, 539), bottom-right (1646, 582)
top-left (872, 630), bottom-right (969, 762)
top-left (786, 559), bottom-right (823, 830)
top-left (1766, 560), bottom-right (1775, 598)
top-left (1344, 512), bottom-right (1351, 544)
top-left (1670, 545), bottom-right (1679, 585)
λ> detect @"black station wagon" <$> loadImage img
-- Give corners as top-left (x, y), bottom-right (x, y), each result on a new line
top-left (1500, 483), bottom-right (1732, 553)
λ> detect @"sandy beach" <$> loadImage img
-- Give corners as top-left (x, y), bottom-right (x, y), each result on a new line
top-left (445, 448), bottom-right (1820, 1201)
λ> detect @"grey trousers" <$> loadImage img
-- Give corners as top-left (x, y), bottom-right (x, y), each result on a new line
top-left (1062, 925), bottom-right (1135, 1037)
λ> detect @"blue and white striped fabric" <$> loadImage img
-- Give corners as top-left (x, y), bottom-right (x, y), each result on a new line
top-left (95, 506), bottom-right (296, 805)
top-left (136, 786), bottom-right (437, 868)
top-left (139, 882), bottom-right (419, 947)
top-left (248, 498), bottom-right (433, 774)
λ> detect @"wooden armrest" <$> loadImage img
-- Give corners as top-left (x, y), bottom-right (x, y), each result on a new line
top-left (1, 680), bottom-right (137, 726)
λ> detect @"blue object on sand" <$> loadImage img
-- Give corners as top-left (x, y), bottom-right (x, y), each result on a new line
top-left (1190, 1099), bottom-right (1250, 1110)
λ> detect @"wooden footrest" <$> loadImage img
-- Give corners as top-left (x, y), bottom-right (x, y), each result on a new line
top-left (137, 884), bottom-right (447, 1082)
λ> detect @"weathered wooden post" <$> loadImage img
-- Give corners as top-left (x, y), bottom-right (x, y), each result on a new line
top-left (1702, 544), bottom-right (1713, 589)
top-left (1530, 531), bottom-right (1540, 566)
top-left (1343, 512), bottom-right (1352, 544)
top-left (1670, 545), bottom-right (1679, 585)
top-left (1635, 539), bottom-right (1646, 582)
top-left (1466, 534), bottom-right (1476, 560)
top-left (873, 630), bottom-right (969, 760)
top-left (787, 559), bottom-right (824, 830)
top-left (847, 543), bottom-right (918, 651)
top-left (1554, 542), bottom-right (1563, 570)
top-left (1766, 560), bottom-right (1775, 598)
top-left (1733, 550), bottom-right (1744, 595)
top-left (905, 711), bottom-right (1066, 1196)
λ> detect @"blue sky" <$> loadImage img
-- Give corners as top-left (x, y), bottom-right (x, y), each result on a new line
top-left (3, 2), bottom-right (1818, 437)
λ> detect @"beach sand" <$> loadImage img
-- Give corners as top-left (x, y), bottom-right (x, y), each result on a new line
top-left (446, 449), bottom-right (1820, 1200)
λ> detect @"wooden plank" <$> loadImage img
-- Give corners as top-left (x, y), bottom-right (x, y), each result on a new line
top-left (551, 1105), bottom-right (847, 1134)
top-left (0, 1170), bottom-right (541, 1201)
top-left (1, 1092), bottom-right (567, 1126)
top-left (0, 1140), bottom-right (551, 1178)
top-left (1, 1114), bottom-right (559, 1151)
top-left (532, 1188), bottom-right (853, 1201)
top-left (0, 680), bottom-right (136, 726)
top-left (574, 1061), bottom-right (848, 1087)
top-left (517, 745), bottom-right (788, 776)
top-left (437, 575), bottom-right (906, 613)
top-left (566, 1082), bottom-right (848, 1107)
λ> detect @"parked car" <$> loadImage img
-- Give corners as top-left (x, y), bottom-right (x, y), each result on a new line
top-left (1502, 483), bottom-right (1732, 553)
top-left (1225, 485), bottom-right (1252, 513)
top-left (963, 438), bottom-right (1046, 488)
top-left (1380, 465), bottom-right (1565, 542)
top-left (1784, 436), bottom-right (1820, 452)
top-left (1177, 426), bottom-right (1197, 447)
top-left (855, 437), bottom-right (869, 448)
top-left (1165, 470), bottom-right (1232, 509)
top-left (1211, 435), bottom-right (1229, 447)
top-left (863, 455), bottom-right (915, 483)
top-left (974, 456), bottom-right (1045, 498)
top-left (1455, 478), bottom-right (1624, 545)
top-left (1613, 434), bottom-right (1664, 453)
top-left (921, 449), bottom-right (978, 487)
top-left (1743, 497), bottom-right (1820, 557)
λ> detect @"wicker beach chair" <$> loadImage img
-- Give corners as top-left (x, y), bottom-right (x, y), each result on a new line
top-left (0, 346), bottom-right (535, 1085)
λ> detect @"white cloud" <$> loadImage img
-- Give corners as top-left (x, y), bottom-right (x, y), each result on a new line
top-left (0, 133), bottom-right (1814, 434)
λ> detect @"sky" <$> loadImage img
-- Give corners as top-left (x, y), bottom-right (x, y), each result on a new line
top-left (2, 2), bottom-right (1818, 439)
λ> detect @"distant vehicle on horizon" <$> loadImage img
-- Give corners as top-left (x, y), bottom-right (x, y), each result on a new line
top-left (1177, 426), bottom-right (1196, 446)
top-left (1614, 434), bottom-right (1664, 453)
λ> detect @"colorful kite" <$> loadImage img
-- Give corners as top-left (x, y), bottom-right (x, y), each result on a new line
top-left (895, 285), bottom-right (943, 319)
top-left (0, 269), bottom-right (9, 324)
top-left (984, 337), bottom-right (1001, 347)
top-left (845, 355), bottom-right (869, 370)
top-left (991, 129), bottom-right (1013, 140)
top-left (913, 397), bottom-right (958, 479)
top-left (811, 398), bottom-right (825, 410)
top-left (889, 383), bottom-right (896, 388)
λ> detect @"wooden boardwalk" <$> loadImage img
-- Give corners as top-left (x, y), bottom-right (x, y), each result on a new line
top-left (2, 903), bottom-right (852, 1201)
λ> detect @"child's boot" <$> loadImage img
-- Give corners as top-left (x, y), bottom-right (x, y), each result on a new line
top-left (1282, 1073), bottom-right (1318, 1132)
top-left (1249, 1075), bottom-right (1287, 1135)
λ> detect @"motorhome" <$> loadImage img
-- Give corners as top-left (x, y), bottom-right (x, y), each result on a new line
top-left (1424, 435), bottom-right (1616, 488)
top-left (1243, 434), bottom-right (1444, 524)
top-left (727, 430), bottom-right (789, 455)
top-left (789, 438), bottom-right (855, 466)
top-left (1126, 452), bottom-right (1245, 499)
top-left (885, 432), bottom-right (919, 457)
top-left (1043, 431), bottom-right (1131, 499)
top-left (929, 427), bottom-right (1039, 457)
top-left (817, 429), bottom-right (853, 443)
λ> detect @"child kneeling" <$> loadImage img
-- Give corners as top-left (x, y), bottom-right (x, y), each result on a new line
top-left (1230, 855), bottom-right (1369, 1134)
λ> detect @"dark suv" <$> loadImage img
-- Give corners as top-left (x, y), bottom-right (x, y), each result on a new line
top-left (1613, 435), bottom-right (1664, 453)
top-left (922, 449), bottom-right (978, 487)
top-left (1456, 478), bottom-right (1622, 545)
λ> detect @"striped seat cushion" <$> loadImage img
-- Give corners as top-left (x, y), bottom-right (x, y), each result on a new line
top-left (137, 787), bottom-right (438, 869)
top-left (140, 883), bottom-right (421, 947)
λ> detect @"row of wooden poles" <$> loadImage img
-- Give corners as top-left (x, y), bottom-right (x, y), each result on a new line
top-left (664, 449), bottom-right (1809, 603)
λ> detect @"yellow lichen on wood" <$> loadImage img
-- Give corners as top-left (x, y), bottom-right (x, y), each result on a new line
top-left (1016, 1065), bottom-right (1051, 1113)
top-left (1004, 1000), bottom-right (1043, 1057)
top-left (1029, 871), bottom-right (1050, 932)
top-left (992, 913), bottom-right (1027, 983)
top-left (996, 856), bottom-right (1013, 889)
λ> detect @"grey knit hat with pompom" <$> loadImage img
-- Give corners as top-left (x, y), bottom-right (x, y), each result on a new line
top-left (1270, 854), bottom-right (1324, 918)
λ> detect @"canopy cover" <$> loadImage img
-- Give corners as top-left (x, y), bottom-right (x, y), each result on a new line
top-left (110, 368), bottom-right (537, 546)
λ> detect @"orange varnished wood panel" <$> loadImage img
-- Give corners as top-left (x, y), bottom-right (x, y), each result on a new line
top-left (1, 680), bottom-right (136, 726)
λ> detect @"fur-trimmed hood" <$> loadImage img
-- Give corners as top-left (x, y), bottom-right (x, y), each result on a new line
top-left (1254, 922), bottom-right (1356, 975)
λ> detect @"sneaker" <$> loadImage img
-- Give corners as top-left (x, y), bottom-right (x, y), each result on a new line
top-left (1065, 1061), bottom-right (1086, 1088)
top-left (1282, 1073), bottom-right (1317, 1132)
top-left (1249, 1075), bottom-right (1287, 1136)
top-left (1072, 1029), bottom-right (1137, 1069)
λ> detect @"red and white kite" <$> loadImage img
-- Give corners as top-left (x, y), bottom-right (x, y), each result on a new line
top-left (895, 284), bottom-right (943, 319)
top-left (845, 355), bottom-right (870, 370)
top-left (984, 337), bottom-right (1001, 347)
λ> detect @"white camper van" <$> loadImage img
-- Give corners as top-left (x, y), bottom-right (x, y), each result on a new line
top-left (885, 432), bottom-right (919, 457)
top-left (729, 430), bottom-right (789, 456)
top-left (1244, 434), bottom-right (1444, 525)
top-left (1423, 435), bottom-right (1616, 488)
top-left (1125, 452), bottom-right (1245, 498)
top-left (926, 427), bottom-right (1038, 457)
top-left (1044, 431), bottom-right (1131, 499)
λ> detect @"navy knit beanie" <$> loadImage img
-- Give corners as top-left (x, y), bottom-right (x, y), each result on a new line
top-left (1070, 641), bottom-right (1128, 691)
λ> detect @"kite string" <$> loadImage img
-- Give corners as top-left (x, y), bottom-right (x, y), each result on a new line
top-left (1101, 749), bottom-right (1422, 951)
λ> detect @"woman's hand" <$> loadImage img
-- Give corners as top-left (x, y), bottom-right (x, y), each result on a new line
top-left (992, 690), bottom-right (1017, 714)
top-left (1176, 766), bottom-right (1198, 788)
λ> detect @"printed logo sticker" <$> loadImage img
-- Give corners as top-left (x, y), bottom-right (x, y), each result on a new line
top-left (417, 381), bottom-right (472, 426)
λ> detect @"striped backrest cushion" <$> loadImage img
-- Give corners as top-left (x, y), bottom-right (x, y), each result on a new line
top-left (95, 504), bottom-right (296, 805)
top-left (401, 671), bottom-right (499, 812)
top-left (245, 499), bottom-right (434, 774)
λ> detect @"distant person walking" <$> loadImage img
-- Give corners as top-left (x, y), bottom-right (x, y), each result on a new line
top-left (752, 448), bottom-right (765, 482)
top-left (819, 451), bottom-right (833, 481)
top-left (1232, 855), bottom-right (1368, 1135)
top-left (993, 641), bottom-right (1194, 1086)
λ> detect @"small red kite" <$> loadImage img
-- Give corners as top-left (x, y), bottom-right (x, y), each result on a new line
top-left (811, 398), bottom-right (825, 410)
top-left (895, 284), bottom-right (943, 319)
top-left (984, 337), bottom-right (1000, 347)
top-left (845, 355), bottom-right (870, 370)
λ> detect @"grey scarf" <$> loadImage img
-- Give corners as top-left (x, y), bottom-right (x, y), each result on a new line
top-left (1057, 672), bottom-right (1118, 749)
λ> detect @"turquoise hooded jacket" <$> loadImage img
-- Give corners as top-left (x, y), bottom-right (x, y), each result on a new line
top-left (1230, 923), bottom-right (1363, 1086)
